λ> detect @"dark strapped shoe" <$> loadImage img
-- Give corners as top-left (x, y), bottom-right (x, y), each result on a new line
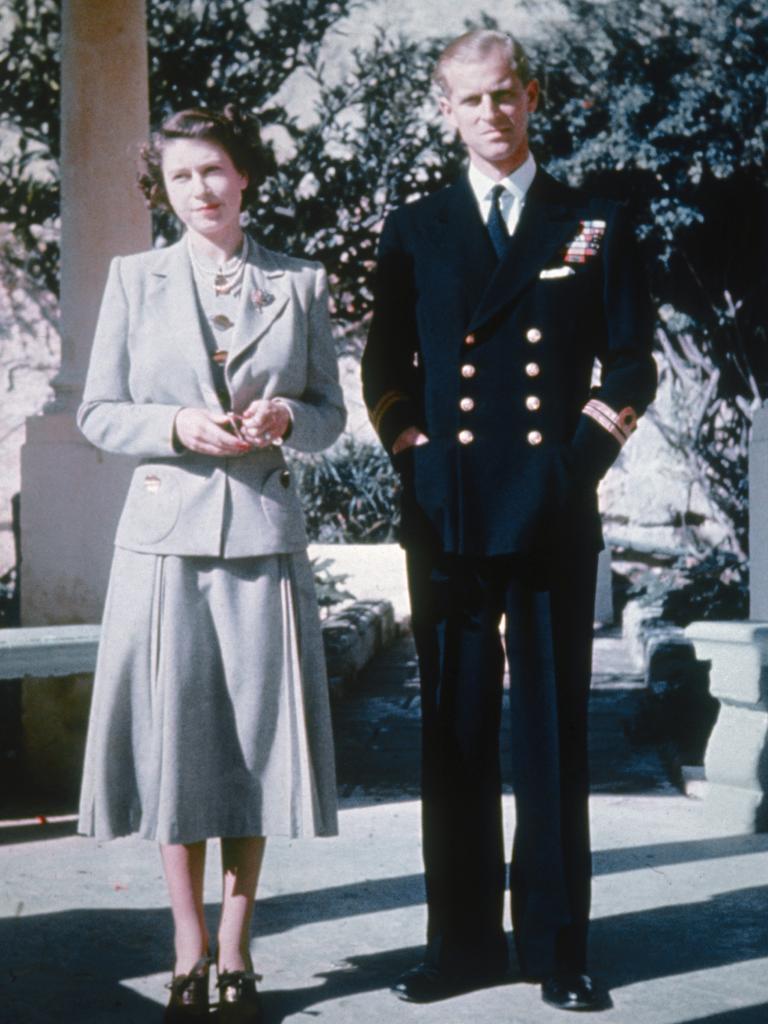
top-left (217, 969), bottom-right (264, 1024)
top-left (164, 955), bottom-right (212, 1021)
top-left (541, 973), bottom-right (612, 1012)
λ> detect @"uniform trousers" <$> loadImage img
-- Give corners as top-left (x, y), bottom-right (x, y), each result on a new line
top-left (406, 544), bottom-right (599, 981)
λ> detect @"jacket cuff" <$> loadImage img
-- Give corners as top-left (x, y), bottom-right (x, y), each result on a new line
top-left (570, 413), bottom-right (623, 484)
top-left (370, 391), bottom-right (421, 453)
top-left (582, 398), bottom-right (638, 446)
top-left (271, 397), bottom-right (294, 441)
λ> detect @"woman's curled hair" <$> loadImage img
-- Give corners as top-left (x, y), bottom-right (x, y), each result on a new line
top-left (138, 103), bottom-right (275, 211)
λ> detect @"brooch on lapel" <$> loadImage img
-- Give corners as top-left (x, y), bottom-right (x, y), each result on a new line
top-left (251, 287), bottom-right (275, 311)
top-left (562, 219), bottom-right (606, 264)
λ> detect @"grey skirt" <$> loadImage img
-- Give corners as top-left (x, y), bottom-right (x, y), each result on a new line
top-left (78, 547), bottom-right (338, 844)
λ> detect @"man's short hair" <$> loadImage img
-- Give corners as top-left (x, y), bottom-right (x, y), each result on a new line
top-left (434, 29), bottom-right (533, 96)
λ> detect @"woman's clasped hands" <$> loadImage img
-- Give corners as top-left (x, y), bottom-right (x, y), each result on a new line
top-left (240, 398), bottom-right (291, 447)
top-left (174, 399), bottom-right (291, 455)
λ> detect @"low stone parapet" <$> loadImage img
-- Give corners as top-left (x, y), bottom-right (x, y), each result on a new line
top-left (0, 599), bottom-right (397, 798)
top-left (684, 620), bottom-right (768, 833)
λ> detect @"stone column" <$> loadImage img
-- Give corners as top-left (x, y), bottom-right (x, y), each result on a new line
top-left (685, 622), bottom-right (768, 832)
top-left (680, 405), bottom-right (768, 833)
top-left (748, 405), bottom-right (768, 619)
top-left (19, 0), bottom-right (150, 794)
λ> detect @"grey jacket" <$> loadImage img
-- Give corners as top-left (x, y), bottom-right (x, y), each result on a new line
top-left (78, 236), bottom-right (346, 557)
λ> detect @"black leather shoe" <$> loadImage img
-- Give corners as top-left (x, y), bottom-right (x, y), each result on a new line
top-left (392, 961), bottom-right (507, 1003)
top-left (541, 973), bottom-right (612, 1012)
top-left (164, 956), bottom-right (211, 1021)
top-left (217, 970), bottom-right (263, 1023)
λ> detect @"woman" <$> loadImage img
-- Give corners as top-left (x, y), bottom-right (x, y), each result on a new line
top-left (77, 105), bottom-right (345, 1022)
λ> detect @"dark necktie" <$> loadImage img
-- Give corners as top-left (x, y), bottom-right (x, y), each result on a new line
top-left (487, 184), bottom-right (509, 259)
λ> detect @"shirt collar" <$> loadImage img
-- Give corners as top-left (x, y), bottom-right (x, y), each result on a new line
top-left (467, 152), bottom-right (537, 207)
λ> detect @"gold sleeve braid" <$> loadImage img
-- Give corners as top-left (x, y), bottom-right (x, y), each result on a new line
top-left (582, 399), bottom-right (638, 446)
top-left (370, 390), bottom-right (410, 434)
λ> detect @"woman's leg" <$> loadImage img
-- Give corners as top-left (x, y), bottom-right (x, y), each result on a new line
top-left (217, 837), bottom-right (267, 971)
top-left (160, 841), bottom-right (210, 973)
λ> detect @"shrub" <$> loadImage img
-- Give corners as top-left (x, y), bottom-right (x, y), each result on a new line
top-left (629, 549), bottom-right (748, 626)
top-left (288, 437), bottom-right (400, 543)
top-left (310, 557), bottom-right (355, 616)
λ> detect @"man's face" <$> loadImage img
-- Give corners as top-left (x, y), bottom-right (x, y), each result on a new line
top-left (439, 47), bottom-right (539, 179)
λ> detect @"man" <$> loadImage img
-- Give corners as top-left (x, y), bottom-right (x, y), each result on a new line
top-left (361, 29), bottom-right (656, 1012)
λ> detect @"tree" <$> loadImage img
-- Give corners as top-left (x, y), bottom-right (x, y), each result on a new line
top-left (0, 0), bottom-right (61, 300)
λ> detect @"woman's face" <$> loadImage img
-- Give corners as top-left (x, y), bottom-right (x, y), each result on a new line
top-left (161, 137), bottom-right (248, 243)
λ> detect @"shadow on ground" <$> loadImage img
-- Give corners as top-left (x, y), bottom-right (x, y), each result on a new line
top-left (4, 865), bottom-right (768, 1022)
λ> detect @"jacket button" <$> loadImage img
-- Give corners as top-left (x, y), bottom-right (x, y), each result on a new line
top-left (525, 362), bottom-right (541, 377)
top-left (280, 470), bottom-right (291, 488)
top-left (526, 327), bottom-right (542, 343)
top-left (464, 333), bottom-right (476, 346)
top-left (458, 429), bottom-right (475, 445)
top-left (459, 397), bottom-right (475, 412)
top-left (527, 430), bottom-right (543, 446)
top-left (461, 364), bottom-right (477, 379)
top-left (525, 395), bottom-right (541, 411)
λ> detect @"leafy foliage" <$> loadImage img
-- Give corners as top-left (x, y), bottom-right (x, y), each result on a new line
top-left (0, 0), bottom-right (60, 296)
top-left (257, 27), bottom-right (460, 332)
top-left (310, 556), bottom-right (355, 616)
top-left (288, 437), bottom-right (401, 543)
top-left (630, 549), bottom-right (748, 624)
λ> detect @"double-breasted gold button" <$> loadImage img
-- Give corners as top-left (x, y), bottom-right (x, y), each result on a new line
top-left (525, 395), bottom-right (541, 411)
top-left (527, 430), bottom-right (543, 446)
top-left (458, 429), bottom-right (475, 445)
top-left (525, 362), bottom-right (541, 378)
top-left (459, 397), bottom-right (475, 412)
top-left (464, 333), bottom-right (476, 346)
top-left (461, 364), bottom-right (477, 379)
top-left (526, 327), bottom-right (542, 343)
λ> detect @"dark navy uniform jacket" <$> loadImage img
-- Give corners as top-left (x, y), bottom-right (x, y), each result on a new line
top-left (362, 167), bottom-right (657, 557)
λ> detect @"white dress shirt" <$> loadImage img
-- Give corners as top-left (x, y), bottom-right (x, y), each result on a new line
top-left (468, 153), bottom-right (537, 237)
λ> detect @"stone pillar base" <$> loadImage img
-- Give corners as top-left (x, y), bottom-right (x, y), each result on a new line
top-left (21, 414), bottom-right (135, 624)
top-left (697, 780), bottom-right (767, 834)
top-left (685, 620), bottom-right (768, 833)
top-left (20, 414), bottom-right (134, 797)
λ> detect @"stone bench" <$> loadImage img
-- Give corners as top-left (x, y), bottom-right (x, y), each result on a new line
top-left (0, 600), bottom-right (397, 686)
top-left (0, 625), bottom-right (101, 680)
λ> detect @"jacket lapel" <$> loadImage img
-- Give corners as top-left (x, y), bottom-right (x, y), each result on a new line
top-left (466, 170), bottom-right (579, 334)
top-left (430, 176), bottom-right (499, 317)
top-left (146, 239), bottom-right (224, 413)
top-left (226, 241), bottom-right (290, 367)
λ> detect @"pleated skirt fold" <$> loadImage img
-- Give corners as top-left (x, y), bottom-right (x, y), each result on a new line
top-left (78, 548), bottom-right (338, 844)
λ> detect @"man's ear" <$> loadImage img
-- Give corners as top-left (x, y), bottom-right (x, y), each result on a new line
top-left (438, 93), bottom-right (456, 128)
top-left (526, 79), bottom-right (540, 114)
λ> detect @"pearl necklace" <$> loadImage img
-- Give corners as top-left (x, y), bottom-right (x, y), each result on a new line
top-left (188, 234), bottom-right (249, 296)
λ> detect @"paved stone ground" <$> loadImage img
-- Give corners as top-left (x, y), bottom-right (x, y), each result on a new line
top-left (2, 633), bottom-right (768, 1024)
